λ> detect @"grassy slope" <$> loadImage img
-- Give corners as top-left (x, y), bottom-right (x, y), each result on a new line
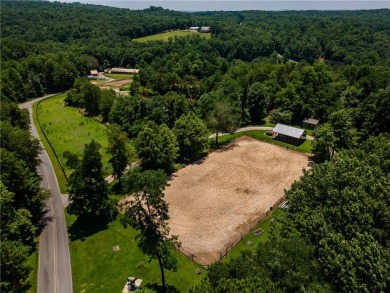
top-left (134, 30), bottom-right (211, 42)
top-left (67, 213), bottom-right (204, 292)
top-left (36, 94), bottom-right (112, 181)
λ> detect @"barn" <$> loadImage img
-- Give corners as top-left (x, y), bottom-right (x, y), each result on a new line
top-left (272, 124), bottom-right (306, 145)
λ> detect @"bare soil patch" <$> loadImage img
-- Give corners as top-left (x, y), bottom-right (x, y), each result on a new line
top-left (99, 79), bottom-right (132, 89)
top-left (164, 136), bottom-right (309, 265)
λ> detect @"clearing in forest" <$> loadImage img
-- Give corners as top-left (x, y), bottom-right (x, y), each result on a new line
top-left (134, 30), bottom-right (211, 42)
top-left (164, 136), bottom-right (309, 266)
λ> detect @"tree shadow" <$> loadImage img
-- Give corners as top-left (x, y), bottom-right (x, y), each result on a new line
top-left (215, 141), bottom-right (240, 153)
top-left (110, 181), bottom-right (125, 195)
top-left (142, 283), bottom-right (180, 293)
top-left (68, 214), bottom-right (110, 241)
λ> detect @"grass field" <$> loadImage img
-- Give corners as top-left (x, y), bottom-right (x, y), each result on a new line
top-left (134, 30), bottom-right (211, 42)
top-left (36, 94), bottom-right (113, 191)
top-left (210, 130), bottom-right (312, 153)
top-left (66, 213), bottom-right (204, 292)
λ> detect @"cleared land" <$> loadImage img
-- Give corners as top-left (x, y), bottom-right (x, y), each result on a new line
top-left (165, 136), bottom-right (309, 265)
top-left (134, 30), bottom-right (211, 42)
top-left (37, 94), bottom-right (111, 179)
top-left (99, 79), bottom-right (132, 89)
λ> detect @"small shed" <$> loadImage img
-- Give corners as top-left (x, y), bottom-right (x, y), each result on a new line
top-left (302, 118), bottom-right (320, 129)
top-left (272, 124), bottom-right (306, 145)
top-left (90, 70), bottom-right (98, 76)
top-left (200, 26), bottom-right (211, 33)
top-left (189, 26), bottom-right (200, 31)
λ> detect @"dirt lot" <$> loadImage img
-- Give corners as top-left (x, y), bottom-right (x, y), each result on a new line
top-left (99, 79), bottom-right (132, 89)
top-left (164, 136), bottom-right (309, 265)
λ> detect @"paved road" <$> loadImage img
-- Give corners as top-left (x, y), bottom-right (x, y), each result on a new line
top-left (209, 126), bottom-right (314, 140)
top-left (19, 96), bottom-right (73, 293)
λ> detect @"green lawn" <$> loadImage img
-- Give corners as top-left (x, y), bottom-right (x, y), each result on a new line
top-left (33, 97), bottom-right (69, 192)
top-left (27, 249), bottom-right (39, 293)
top-left (36, 94), bottom-right (113, 192)
top-left (66, 213), bottom-right (205, 292)
top-left (134, 30), bottom-right (211, 42)
top-left (104, 73), bottom-right (134, 80)
top-left (210, 130), bottom-right (312, 153)
top-left (222, 209), bottom-right (285, 262)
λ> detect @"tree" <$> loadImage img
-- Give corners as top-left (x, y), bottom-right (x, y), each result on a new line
top-left (286, 136), bottom-right (390, 291)
top-left (173, 113), bottom-right (208, 161)
top-left (135, 122), bottom-right (178, 173)
top-left (329, 109), bottom-right (353, 149)
top-left (122, 169), bottom-right (180, 293)
top-left (247, 82), bottom-right (269, 122)
top-left (66, 140), bottom-right (108, 216)
top-left (164, 92), bottom-right (192, 128)
top-left (207, 100), bottom-right (240, 146)
top-left (0, 240), bottom-right (32, 293)
top-left (106, 124), bottom-right (132, 180)
top-left (312, 123), bottom-right (336, 162)
top-left (99, 89), bottom-right (116, 122)
top-left (82, 82), bottom-right (101, 116)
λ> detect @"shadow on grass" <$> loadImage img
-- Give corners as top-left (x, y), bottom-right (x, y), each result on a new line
top-left (68, 214), bottom-right (110, 241)
top-left (142, 283), bottom-right (180, 293)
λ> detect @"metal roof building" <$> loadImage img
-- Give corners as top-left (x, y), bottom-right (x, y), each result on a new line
top-left (272, 124), bottom-right (306, 144)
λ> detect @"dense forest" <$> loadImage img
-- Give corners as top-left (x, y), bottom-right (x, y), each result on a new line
top-left (1, 1), bottom-right (389, 292)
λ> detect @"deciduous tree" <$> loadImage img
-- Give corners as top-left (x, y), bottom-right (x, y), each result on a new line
top-left (173, 113), bottom-right (208, 161)
top-left (135, 122), bottom-right (178, 173)
top-left (122, 169), bottom-right (180, 293)
top-left (106, 124), bottom-right (132, 180)
top-left (66, 140), bottom-right (109, 216)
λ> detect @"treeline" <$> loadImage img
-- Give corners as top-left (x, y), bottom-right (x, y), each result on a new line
top-left (193, 134), bottom-right (390, 292)
top-left (1, 2), bottom-right (390, 105)
top-left (0, 102), bottom-right (50, 292)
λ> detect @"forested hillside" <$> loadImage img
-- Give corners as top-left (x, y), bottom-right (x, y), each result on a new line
top-left (1, 1), bottom-right (389, 291)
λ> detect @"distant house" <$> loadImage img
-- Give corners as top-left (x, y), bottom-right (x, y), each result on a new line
top-left (90, 70), bottom-right (99, 76)
top-left (272, 124), bottom-right (306, 145)
top-left (302, 118), bottom-right (320, 129)
top-left (109, 68), bottom-right (139, 74)
top-left (189, 26), bottom-right (200, 31)
top-left (200, 26), bottom-right (211, 33)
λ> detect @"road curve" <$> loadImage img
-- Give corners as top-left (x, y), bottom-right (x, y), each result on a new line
top-left (209, 126), bottom-right (314, 140)
top-left (19, 95), bottom-right (73, 293)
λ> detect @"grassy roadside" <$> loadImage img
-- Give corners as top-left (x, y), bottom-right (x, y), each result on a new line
top-left (33, 97), bottom-right (68, 192)
top-left (36, 94), bottom-right (115, 180)
top-left (27, 249), bottom-right (39, 293)
top-left (134, 30), bottom-right (211, 42)
top-left (66, 213), bottom-right (204, 292)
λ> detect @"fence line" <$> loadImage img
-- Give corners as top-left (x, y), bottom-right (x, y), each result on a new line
top-left (178, 246), bottom-right (210, 269)
top-left (178, 197), bottom-right (286, 268)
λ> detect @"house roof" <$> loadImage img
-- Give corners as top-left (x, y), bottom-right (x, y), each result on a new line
top-left (90, 70), bottom-right (98, 75)
top-left (273, 124), bottom-right (306, 139)
top-left (110, 68), bottom-right (139, 74)
top-left (303, 118), bottom-right (320, 125)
